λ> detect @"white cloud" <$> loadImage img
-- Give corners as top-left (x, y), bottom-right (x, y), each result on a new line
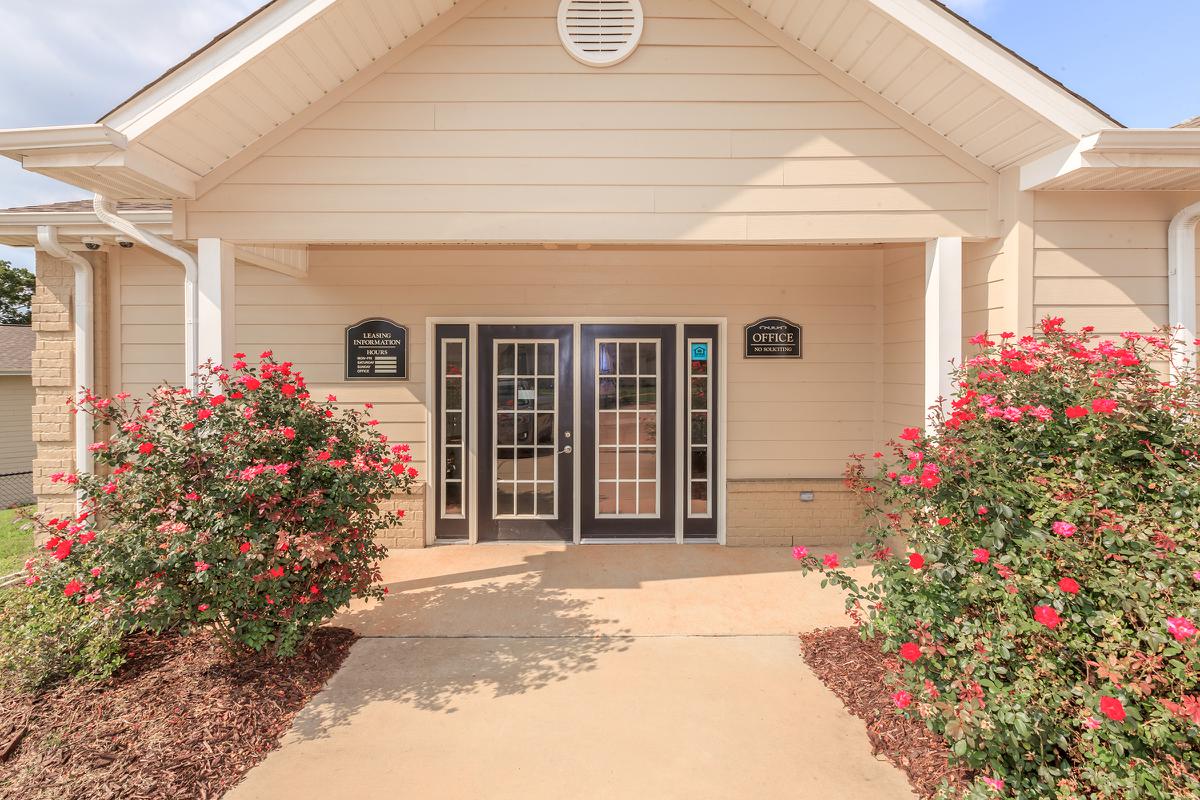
top-left (0, 1), bottom-right (262, 269)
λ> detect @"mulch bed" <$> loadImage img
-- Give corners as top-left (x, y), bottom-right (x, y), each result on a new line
top-left (0, 627), bottom-right (357, 799)
top-left (800, 627), bottom-right (970, 798)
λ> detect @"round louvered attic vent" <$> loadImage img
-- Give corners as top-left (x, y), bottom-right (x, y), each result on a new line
top-left (557, 0), bottom-right (644, 68)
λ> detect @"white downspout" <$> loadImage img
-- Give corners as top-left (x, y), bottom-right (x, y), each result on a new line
top-left (1168, 200), bottom-right (1200, 376)
top-left (35, 226), bottom-right (94, 495)
top-left (92, 194), bottom-right (199, 387)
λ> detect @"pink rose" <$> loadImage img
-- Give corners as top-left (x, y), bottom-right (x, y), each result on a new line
top-left (1052, 521), bottom-right (1077, 538)
top-left (1167, 617), bottom-right (1196, 641)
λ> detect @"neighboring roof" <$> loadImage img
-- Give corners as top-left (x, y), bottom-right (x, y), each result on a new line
top-left (0, 200), bottom-right (170, 214)
top-left (0, 201), bottom-right (173, 248)
top-left (1175, 115), bottom-right (1200, 129)
top-left (0, 326), bottom-right (34, 375)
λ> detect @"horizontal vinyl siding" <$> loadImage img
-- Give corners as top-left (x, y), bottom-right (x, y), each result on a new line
top-left (227, 245), bottom-right (886, 479)
top-left (120, 248), bottom-right (186, 398)
top-left (0, 376), bottom-right (35, 475)
top-left (881, 244), bottom-right (923, 434)
top-left (190, 0), bottom-right (995, 242)
top-left (1033, 192), bottom-right (1200, 337)
top-left (962, 237), bottom-right (1005, 351)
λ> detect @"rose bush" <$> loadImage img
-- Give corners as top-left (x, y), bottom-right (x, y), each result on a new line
top-left (796, 320), bottom-right (1200, 798)
top-left (24, 351), bottom-right (416, 657)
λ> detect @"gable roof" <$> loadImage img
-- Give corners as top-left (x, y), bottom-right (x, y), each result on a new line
top-left (0, 326), bottom-right (34, 375)
top-left (0, 0), bottom-right (1144, 201)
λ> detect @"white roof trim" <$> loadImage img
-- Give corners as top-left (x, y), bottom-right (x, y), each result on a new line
top-left (101, 0), bottom-right (340, 139)
top-left (863, 0), bottom-right (1117, 136)
top-left (1021, 128), bottom-right (1200, 190)
top-left (0, 124), bottom-right (125, 156)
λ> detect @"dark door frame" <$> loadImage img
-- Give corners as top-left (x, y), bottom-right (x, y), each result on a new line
top-left (579, 324), bottom-right (677, 538)
top-left (476, 324), bottom-right (575, 542)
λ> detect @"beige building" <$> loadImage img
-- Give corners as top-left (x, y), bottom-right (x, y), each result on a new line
top-left (0, 0), bottom-right (1198, 547)
top-left (0, 325), bottom-right (35, 508)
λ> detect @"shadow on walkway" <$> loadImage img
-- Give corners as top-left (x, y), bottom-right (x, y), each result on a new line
top-left (296, 572), bottom-right (633, 735)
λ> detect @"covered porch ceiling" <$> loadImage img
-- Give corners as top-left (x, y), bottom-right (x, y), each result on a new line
top-left (0, 0), bottom-right (1142, 203)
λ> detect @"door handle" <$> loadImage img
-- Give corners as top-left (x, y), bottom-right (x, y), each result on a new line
top-left (560, 445), bottom-right (573, 455)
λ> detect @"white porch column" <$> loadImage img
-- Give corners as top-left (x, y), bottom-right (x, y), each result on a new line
top-left (924, 237), bottom-right (962, 430)
top-left (197, 238), bottom-right (236, 368)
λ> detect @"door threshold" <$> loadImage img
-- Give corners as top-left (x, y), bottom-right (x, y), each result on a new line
top-left (579, 537), bottom-right (679, 544)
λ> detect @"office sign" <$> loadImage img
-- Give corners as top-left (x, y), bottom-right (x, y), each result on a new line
top-left (345, 318), bottom-right (407, 380)
top-left (743, 317), bottom-right (802, 359)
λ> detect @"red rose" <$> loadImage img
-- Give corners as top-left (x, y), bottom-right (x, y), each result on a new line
top-left (822, 553), bottom-right (839, 569)
top-left (1099, 696), bottom-right (1126, 722)
top-left (908, 553), bottom-right (925, 570)
top-left (63, 579), bottom-right (83, 597)
top-left (1033, 605), bottom-right (1062, 629)
top-left (242, 377), bottom-right (261, 391)
top-left (182, 422), bottom-right (195, 431)
top-left (899, 427), bottom-right (921, 442)
top-left (197, 408), bottom-right (212, 420)
top-left (239, 542), bottom-right (252, 554)
top-left (937, 517), bottom-right (952, 526)
top-left (1065, 406), bottom-right (1088, 419)
top-left (210, 394), bottom-right (227, 406)
top-left (898, 642), bottom-right (922, 663)
top-left (137, 442), bottom-right (155, 455)
top-left (1091, 397), bottom-right (1118, 414)
top-left (1057, 577), bottom-right (1080, 595)
top-left (972, 548), bottom-right (989, 564)
top-left (280, 384), bottom-right (297, 397)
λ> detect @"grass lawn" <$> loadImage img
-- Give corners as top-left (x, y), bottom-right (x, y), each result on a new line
top-left (0, 505), bottom-right (35, 576)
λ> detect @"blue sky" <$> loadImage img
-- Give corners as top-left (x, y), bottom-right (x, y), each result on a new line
top-left (1, 0), bottom-right (1198, 270)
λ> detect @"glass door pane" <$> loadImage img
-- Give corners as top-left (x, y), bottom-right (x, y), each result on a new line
top-left (595, 338), bottom-right (659, 518)
top-left (494, 340), bottom-right (558, 519)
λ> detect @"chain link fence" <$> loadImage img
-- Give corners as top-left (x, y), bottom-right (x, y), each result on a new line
top-left (0, 471), bottom-right (34, 510)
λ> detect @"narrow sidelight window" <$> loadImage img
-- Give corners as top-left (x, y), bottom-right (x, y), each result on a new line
top-left (441, 338), bottom-right (467, 519)
top-left (687, 338), bottom-right (713, 518)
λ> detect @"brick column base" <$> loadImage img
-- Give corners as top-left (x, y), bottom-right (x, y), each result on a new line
top-left (375, 485), bottom-right (427, 549)
top-left (726, 478), bottom-right (867, 548)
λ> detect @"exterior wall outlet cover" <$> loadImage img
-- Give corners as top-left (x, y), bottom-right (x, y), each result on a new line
top-left (799, 491), bottom-right (815, 502)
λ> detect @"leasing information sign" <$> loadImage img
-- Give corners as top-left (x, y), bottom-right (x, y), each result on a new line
top-left (743, 317), bottom-right (802, 359)
top-left (345, 318), bottom-right (408, 380)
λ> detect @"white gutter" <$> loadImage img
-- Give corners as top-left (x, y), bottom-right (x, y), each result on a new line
top-left (35, 226), bottom-right (94, 495)
top-left (1168, 201), bottom-right (1200, 376)
top-left (92, 194), bottom-right (198, 386)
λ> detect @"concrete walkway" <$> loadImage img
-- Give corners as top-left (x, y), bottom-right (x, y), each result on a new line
top-left (226, 545), bottom-right (914, 800)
